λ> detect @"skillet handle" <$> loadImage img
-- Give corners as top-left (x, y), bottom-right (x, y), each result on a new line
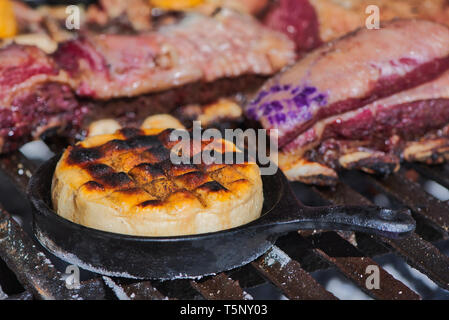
top-left (268, 205), bottom-right (415, 239)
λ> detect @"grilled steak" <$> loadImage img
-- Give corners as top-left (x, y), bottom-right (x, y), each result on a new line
top-left (245, 20), bottom-right (449, 184)
top-left (0, 10), bottom-right (295, 153)
top-left (284, 71), bottom-right (449, 157)
top-left (263, 0), bottom-right (321, 53)
top-left (247, 20), bottom-right (449, 148)
top-left (0, 44), bottom-right (83, 152)
top-left (54, 10), bottom-right (295, 100)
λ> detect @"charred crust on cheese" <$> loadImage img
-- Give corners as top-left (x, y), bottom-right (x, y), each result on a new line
top-left (157, 128), bottom-right (179, 148)
top-left (114, 187), bottom-right (145, 195)
top-left (99, 135), bottom-right (162, 152)
top-left (82, 181), bottom-right (105, 191)
top-left (68, 136), bottom-right (168, 165)
top-left (197, 181), bottom-right (228, 193)
top-left (102, 139), bottom-right (135, 151)
top-left (127, 135), bottom-right (162, 149)
top-left (137, 199), bottom-right (163, 208)
top-left (96, 172), bottom-right (134, 189)
top-left (85, 163), bottom-right (115, 177)
top-left (175, 171), bottom-right (210, 188)
top-left (157, 160), bottom-right (195, 176)
top-left (118, 128), bottom-right (143, 139)
top-left (53, 129), bottom-right (264, 236)
top-left (128, 163), bottom-right (165, 181)
top-left (68, 147), bottom-right (103, 164)
top-left (145, 145), bottom-right (171, 163)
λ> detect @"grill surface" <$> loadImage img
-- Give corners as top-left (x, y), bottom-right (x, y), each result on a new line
top-left (0, 143), bottom-right (448, 300)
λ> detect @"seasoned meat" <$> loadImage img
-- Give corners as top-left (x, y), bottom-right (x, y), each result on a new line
top-left (0, 43), bottom-right (265, 153)
top-left (54, 10), bottom-right (296, 100)
top-left (246, 20), bottom-right (449, 148)
top-left (0, 10), bottom-right (295, 153)
top-left (0, 44), bottom-right (83, 152)
top-left (277, 153), bottom-right (338, 186)
top-left (0, 44), bottom-right (59, 106)
top-left (284, 70), bottom-right (449, 158)
top-left (246, 20), bottom-right (449, 184)
top-left (263, 0), bottom-right (321, 53)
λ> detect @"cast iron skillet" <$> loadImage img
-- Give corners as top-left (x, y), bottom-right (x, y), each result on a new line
top-left (28, 156), bottom-right (415, 280)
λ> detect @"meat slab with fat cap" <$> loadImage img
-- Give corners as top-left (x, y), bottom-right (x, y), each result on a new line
top-left (0, 44), bottom-right (84, 152)
top-left (247, 20), bottom-right (449, 147)
top-left (0, 9), bottom-right (295, 153)
top-left (284, 70), bottom-right (449, 157)
top-left (53, 10), bottom-right (295, 100)
top-left (245, 20), bottom-right (449, 185)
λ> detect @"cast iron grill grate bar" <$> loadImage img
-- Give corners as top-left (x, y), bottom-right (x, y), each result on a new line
top-left (190, 273), bottom-right (250, 300)
top-left (380, 233), bottom-right (449, 290)
top-left (361, 171), bottom-right (449, 233)
top-left (410, 163), bottom-right (449, 190)
top-left (251, 246), bottom-right (337, 300)
top-left (0, 203), bottom-right (107, 299)
top-left (307, 232), bottom-right (420, 300)
top-left (100, 277), bottom-right (168, 300)
top-left (120, 281), bottom-right (167, 300)
top-left (274, 228), bottom-right (420, 300)
top-left (315, 182), bottom-right (449, 291)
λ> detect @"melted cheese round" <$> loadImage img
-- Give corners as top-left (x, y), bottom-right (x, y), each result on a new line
top-left (52, 128), bottom-right (263, 236)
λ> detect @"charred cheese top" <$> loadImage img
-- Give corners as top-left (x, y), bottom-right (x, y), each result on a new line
top-left (52, 128), bottom-right (263, 236)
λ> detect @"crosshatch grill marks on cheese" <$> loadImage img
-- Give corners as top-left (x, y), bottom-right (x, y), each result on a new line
top-left (67, 128), bottom-right (171, 166)
top-left (52, 128), bottom-right (264, 236)
top-left (63, 129), bottom-right (256, 211)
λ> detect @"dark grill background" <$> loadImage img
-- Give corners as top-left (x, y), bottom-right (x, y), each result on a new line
top-left (0, 141), bottom-right (448, 300)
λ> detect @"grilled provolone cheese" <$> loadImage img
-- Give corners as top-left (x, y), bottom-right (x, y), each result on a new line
top-left (52, 128), bottom-right (263, 236)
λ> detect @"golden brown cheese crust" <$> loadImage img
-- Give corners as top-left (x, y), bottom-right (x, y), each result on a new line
top-left (52, 128), bottom-right (263, 236)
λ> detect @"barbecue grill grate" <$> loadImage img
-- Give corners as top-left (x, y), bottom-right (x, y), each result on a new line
top-left (0, 142), bottom-right (448, 300)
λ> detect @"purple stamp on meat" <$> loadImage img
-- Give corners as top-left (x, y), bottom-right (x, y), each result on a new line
top-left (246, 83), bottom-right (328, 126)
